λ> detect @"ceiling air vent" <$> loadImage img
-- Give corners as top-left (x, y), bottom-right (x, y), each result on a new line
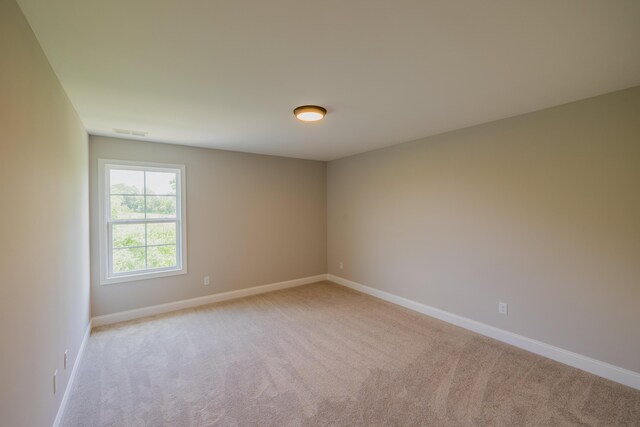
top-left (113, 128), bottom-right (148, 137)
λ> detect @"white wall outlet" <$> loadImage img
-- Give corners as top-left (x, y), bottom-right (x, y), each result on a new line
top-left (498, 302), bottom-right (508, 316)
top-left (339, 261), bottom-right (344, 270)
top-left (203, 276), bottom-right (210, 286)
top-left (64, 350), bottom-right (69, 370)
top-left (53, 370), bottom-right (58, 394)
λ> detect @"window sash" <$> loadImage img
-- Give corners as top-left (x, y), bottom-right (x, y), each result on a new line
top-left (106, 219), bottom-right (182, 277)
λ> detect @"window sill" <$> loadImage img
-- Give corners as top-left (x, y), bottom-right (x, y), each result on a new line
top-left (100, 267), bottom-right (187, 285)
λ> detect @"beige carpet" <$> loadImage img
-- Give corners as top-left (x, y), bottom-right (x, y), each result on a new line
top-left (63, 281), bottom-right (640, 426)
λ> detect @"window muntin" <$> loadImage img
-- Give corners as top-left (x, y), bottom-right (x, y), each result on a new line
top-left (99, 160), bottom-right (186, 284)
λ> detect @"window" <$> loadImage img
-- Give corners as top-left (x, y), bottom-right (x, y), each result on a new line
top-left (98, 159), bottom-right (186, 284)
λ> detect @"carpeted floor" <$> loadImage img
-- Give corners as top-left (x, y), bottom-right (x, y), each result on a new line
top-left (63, 281), bottom-right (640, 426)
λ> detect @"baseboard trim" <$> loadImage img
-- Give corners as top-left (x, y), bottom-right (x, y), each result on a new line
top-left (88, 273), bottom-right (640, 390)
top-left (327, 274), bottom-right (640, 391)
top-left (52, 321), bottom-right (91, 427)
top-left (91, 274), bottom-right (327, 328)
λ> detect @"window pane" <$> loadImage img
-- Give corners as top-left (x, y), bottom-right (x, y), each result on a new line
top-left (110, 169), bottom-right (144, 195)
top-left (147, 222), bottom-right (176, 245)
top-left (112, 223), bottom-right (145, 248)
top-left (113, 247), bottom-right (145, 273)
top-left (111, 195), bottom-right (145, 219)
top-left (146, 195), bottom-right (176, 218)
top-left (147, 245), bottom-right (177, 269)
top-left (146, 171), bottom-right (177, 195)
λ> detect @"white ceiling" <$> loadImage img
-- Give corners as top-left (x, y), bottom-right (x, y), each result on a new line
top-left (17, 0), bottom-right (640, 161)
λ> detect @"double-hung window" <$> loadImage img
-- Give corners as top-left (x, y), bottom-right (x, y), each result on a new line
top-left (98, 159), bottom-right (187, 284)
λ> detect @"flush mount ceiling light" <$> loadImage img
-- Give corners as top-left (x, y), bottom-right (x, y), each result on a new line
top-left (294, 105), bottom-right (327, 122)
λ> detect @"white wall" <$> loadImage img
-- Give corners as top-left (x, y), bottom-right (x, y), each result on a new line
top-left (89, 136), bottom-right (327, 316)
top-left (328, 87), bottom-right (640, 374)
top-left (0, 0), bottom-right (90, 425)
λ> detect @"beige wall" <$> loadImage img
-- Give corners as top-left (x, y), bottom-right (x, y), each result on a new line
top-left (89, 136), bottom-right (327, 316)
top-left (0, 1), bottom-right (90, 426)
top-left (328, 87), bottom-right (640, 373)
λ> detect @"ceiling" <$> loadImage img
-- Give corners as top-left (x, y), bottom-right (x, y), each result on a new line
top-left (17, 0), bottom-right (640, 161)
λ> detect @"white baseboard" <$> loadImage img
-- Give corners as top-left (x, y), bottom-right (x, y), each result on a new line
top-left (87, 272), bottom-right (640, 390)
top-left (91, 274), bottom-right (327, 328)
top-left (327, 274), bottom-right (640, 391)
top-left (52, 321), bottom-right (91, 427)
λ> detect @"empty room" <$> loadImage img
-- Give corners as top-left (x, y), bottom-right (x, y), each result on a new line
top-left (2, 0), bottom-right (640, 426)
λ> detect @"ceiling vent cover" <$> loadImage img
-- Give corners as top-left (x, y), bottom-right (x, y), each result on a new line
top-left (113, 128), bottom-right (148, 137)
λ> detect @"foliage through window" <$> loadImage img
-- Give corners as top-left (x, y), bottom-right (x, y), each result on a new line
top-left (99, 160), bottom-right (186, 284)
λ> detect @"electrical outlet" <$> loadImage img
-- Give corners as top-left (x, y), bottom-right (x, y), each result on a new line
top-left (339, 261), bottom-right (344, 270)
top-left (64, 350), bottom-right (69, 370)
top-left (53, 370), bottom-right (58, 394)
top-left (498, 302), bottom-right (508, 316)
top-left (203, 276), bottom-right (210, 286)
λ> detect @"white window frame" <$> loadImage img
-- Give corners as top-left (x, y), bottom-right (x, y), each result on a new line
top-left (98, 159), bottom-right (187, 285)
